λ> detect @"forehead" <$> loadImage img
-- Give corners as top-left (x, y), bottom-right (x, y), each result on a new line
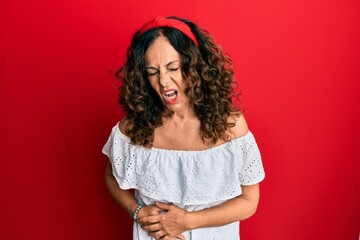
top-left (145, 36), bottom-right (181, 66)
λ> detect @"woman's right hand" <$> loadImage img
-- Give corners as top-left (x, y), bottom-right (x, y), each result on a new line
top-left (136, 204), bottom-right (163, 224)
top-left (137, 204), bottom-right (185, 240)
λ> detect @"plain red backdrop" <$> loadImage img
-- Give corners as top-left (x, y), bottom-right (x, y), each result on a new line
top-left (1, 0), bottom-right (359, 239)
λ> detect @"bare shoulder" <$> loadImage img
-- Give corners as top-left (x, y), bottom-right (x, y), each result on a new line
top-left (229, 114), bottom-right (249, 138)
top-left (118, 116), bottom-right (130, 136)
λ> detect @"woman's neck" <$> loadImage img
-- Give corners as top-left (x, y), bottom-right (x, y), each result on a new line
top-left (163, 107), bottom-right (197, 125)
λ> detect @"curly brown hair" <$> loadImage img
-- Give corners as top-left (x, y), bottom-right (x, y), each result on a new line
top-left (116, 16), bottom-right (242, 148)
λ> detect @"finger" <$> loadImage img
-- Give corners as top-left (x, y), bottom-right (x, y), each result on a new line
top-left (153, 206), bottom-right (165, 214)
top-left (148, 230), bottom-right (165, 239)
top-left (155, 201), bottom-right (172, 210)
top-left (139, 215), bottom-right (160, 224)
top-left (162, 236), bottom-right (184, 240)
top-left (175, 234), bottom-right (185, 240)
top-left (142, 223), bottom-right (161, 232)
top-left (147, 204), bottom-right (164, 214)
top-left (161, 234), bottom-right (185, 240)
top-left (161, 236), bottom-right (172, 240)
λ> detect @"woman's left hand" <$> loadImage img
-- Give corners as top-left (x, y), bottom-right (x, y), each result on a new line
top-left (139, 202), bottom-right (189, 240)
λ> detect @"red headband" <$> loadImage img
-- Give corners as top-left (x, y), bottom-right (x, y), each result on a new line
top-left (138, 16), bottom-right (199, 47)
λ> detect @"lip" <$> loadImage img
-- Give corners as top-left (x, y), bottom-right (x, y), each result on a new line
top-left (162, 89), bottom-right (176, 93)
top-left (162, 89), bottom-right (178, 104)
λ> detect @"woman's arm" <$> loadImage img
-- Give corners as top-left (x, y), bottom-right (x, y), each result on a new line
top-left (106, 161), bottom-right (186, 240)
top-left (105, 161), bottom-right (139, 215)
top-left (186, 183), bottom-right (260, 229)
top-left (106, 161), bottom-right (168, 219)
top-left (140, 183), bottom-right (260, 239)
top-left (105, 118), bottom-right (162, 216)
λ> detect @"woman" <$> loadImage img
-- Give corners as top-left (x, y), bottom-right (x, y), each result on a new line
top-left (103, 16), bottom-right (265, 240)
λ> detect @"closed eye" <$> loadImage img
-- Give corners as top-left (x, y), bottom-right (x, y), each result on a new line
top-left (169, 68), bottom-right (179, 72)
top-left (146, 69), bottom-right (159, 76)
top-left (147, 71), bottom-right (158, 76)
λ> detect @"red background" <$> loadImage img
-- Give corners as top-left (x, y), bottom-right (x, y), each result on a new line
top-left (1, 0), bottom-right (359, 239)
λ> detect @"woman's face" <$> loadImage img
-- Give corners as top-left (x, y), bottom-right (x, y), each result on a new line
top-left (144, 35), bottom-right (190, 113)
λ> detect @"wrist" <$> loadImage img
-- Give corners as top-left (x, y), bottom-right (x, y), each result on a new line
top-left (184, 211), bottom-right (196, 231)
top-left (131, 204), bottom-right (144, 221)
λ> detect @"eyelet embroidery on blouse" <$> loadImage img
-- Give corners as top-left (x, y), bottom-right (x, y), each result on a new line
top-left (103, 123), bottom-right (265, 240)
top-left (103, 124), bottom-right (265, 205)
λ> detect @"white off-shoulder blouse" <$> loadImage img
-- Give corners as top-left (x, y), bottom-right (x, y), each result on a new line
top-left (102, 123), bottom-right (265, 240)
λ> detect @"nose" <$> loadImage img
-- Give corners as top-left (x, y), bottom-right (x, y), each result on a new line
top-left (158, 70), bottom-right (170, 87)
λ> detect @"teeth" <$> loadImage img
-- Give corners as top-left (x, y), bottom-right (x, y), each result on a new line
top-left (164, 90), bottom-right (177, 99)
top-left (164, 90), bottom-right (175, 96)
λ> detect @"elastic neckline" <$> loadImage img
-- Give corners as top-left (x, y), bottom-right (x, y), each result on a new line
top-left (115, 122), bottom-right (252, 154)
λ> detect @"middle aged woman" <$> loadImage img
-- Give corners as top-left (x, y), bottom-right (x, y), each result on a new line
top-left (103, 16), bottom-right (265, 240)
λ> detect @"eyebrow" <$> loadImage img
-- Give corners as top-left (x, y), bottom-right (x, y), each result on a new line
top-left (145, 60), bottom-right (180, 69)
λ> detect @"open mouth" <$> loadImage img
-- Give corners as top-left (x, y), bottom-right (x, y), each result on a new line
top-left (163, 90), bottom-right (178, 103)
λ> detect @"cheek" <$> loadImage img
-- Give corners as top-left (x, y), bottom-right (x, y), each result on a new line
top-left (174, 75), bottom-right (187, 90)
top-left (147, 77), bottom-right (156, 87)
top-left (148, 79), bottom-right (161, 94)
top-left (171, 71), bottom-right (183, 81)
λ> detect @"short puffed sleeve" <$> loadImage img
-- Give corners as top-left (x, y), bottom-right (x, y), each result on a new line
top-left (237, 132), bottom-right (265, 185)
